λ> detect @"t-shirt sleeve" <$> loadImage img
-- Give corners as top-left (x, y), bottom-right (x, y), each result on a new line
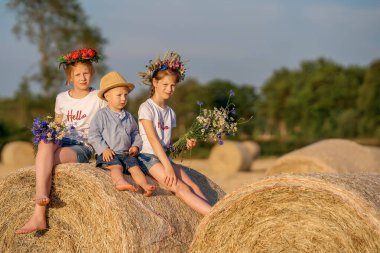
top-left (138, 103), bottom-right (153, 121)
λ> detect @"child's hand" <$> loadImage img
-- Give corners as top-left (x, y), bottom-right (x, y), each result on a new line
top-left (164, 167), bottom-right (177, 187)
top-left (129, 146), bottom-right (139, 157)
top-left (102, 148), bottom-right (115, 162)
top-left (186, 138), bottom-right (197, 150)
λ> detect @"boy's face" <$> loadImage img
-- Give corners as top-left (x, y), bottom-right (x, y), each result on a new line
top-left (104, 86), bottom-right (129, 112)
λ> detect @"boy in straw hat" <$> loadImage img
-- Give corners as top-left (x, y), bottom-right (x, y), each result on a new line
top-left (88, 71), bottom-right (155, 196)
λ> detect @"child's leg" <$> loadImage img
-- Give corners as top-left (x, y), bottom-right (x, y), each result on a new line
top-left (148, 163), bottom-right (211, 215)
top-left (16, 143), bottom-right (77, 234)
top-left (107, 165), bottom-right (138, 192)
top-left (174, 164), bottom-right (209, 203)
top-left (128, 166), bottom-right (156, 197)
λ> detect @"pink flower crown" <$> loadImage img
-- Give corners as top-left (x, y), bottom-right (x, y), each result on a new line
top-left (57, 48), bottom-right (100, 68)
top-left (138, 51), bottom-right (187, 85)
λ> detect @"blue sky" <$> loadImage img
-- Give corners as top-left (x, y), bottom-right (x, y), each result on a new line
top-left (1, 0), bottom-right (380, 98)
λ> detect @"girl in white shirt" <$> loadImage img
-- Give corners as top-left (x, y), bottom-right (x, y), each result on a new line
top-left (137, 51), bottom-right (211, 215)
top-left (16, 48), bottom-right (105, 234)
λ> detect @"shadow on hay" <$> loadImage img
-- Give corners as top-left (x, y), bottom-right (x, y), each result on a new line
top-left (178, 165), bottom-right (220, 205)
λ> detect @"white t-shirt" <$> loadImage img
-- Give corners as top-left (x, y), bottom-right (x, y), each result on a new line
top-left (138, 98), bottom-right (176, 154)
top-left (55, 88), bottom-right (106, 143)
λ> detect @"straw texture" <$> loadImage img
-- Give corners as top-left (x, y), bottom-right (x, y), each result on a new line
top-left (266, 139), bottom-right (380, 175)
top-left (190, 173), bottom-right (380, 253)
top-left (0, 163), bottom-right (225, 252)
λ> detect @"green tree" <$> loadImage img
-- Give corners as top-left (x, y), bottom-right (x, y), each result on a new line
top-left (357, 59), bottom-right (380, 137)
top-left (7, 0), bottom-right (107, 96)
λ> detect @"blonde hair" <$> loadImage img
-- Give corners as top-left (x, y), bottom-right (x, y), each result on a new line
top-left (64, 61), bottom-right (95, 85)
top-left (150, 69), bottom-right (180, 97)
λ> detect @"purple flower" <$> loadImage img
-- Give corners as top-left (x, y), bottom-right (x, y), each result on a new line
top-left (231, 108), bottom-right (236, 115)
top-left (229, 90), bottom-right (235, 97)
top-left (197, 101), bottom-right (204, 106)
top-left (218, 139), bottom-right (224, 145)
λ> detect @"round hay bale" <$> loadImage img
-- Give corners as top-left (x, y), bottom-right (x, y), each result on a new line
top-left (0, 163), bottom-right (225, 252)
top-left (190, 173), bottom-right (380, 252)
top-left (241, 141), bottom-right (260, 160)
top-left (266, 139), bottom-right (380, 175)
top-left (367, 146), bottom-right (380, 164)
top-left (209, 141), bottom-right (252, 175)
top-left (1, 141), bottom-right (34, 168)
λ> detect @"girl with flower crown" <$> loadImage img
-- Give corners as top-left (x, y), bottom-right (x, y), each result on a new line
top-left (16, 48), bottom-right (105, 234)
top-left (137, 51), bottom-right (211, 215)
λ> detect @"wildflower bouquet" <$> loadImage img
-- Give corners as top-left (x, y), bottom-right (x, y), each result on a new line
top-left (168, 90), bottom-right (239, 158)
top-left (31, 116), bottom-right (74, 146)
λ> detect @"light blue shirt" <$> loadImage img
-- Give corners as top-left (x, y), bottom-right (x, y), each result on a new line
top-left (88, 107), bottom-right (142, 155)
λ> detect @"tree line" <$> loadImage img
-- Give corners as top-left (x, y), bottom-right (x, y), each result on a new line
top-left (1, 57), bottom-right (378, 156)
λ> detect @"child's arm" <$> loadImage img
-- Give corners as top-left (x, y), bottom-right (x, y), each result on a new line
top-left (140, 119), bottom-right (177, 187)
top-left (129, 114), bottom-right (142, 151)
top-left (88, 112), bottom-right (112, 158)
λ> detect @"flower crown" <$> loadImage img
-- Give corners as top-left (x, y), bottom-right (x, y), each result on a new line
top-left (57, 48), bottom-right (100, 68)
top-left (138, 51), bottom-right (187, 85)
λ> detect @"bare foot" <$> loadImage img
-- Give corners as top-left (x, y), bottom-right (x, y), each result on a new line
top-left (142, 184), bottom-right (156, 197)
top-left (115, 180), bottom-right (138, 192)
top-left (35, 196), bottom-right (50, 206)
top-left (15, 214), bottom-right (47, 235)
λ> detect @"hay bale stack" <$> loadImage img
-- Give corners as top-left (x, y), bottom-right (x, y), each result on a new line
top-left (209, 141), bottom-right (252, 175)
top-left (266, 139), bottom-right (380, 175)
top-left (0, 163), bottom-right (225, 252)
top-left (190, 173), bottom-right (380, 252)
top-left (1, 141), bottom-right (35, 168)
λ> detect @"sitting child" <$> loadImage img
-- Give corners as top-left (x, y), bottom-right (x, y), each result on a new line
top-left (89, 71), bottom-right (155, 196)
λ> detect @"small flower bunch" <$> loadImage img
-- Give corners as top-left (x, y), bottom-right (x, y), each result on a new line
top-left (31, 116), bottom-right (74, 146)
top-left (169, 90), bottom-right (239, 158)
top-left (57, 48), bottom-right (100, 67)
top-left (139, 51), bottom-right (187, 85)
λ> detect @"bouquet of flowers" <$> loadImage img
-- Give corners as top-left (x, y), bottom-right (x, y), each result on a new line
top-left (31, 116), bottom-right (74, 146)
top-left (168, 90), bottom-right (240, 158)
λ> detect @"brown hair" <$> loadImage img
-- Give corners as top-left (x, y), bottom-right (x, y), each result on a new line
top-left (150, 69), bottom-right (180, 97)
top-left (64, 61), bottom-right (95, 85)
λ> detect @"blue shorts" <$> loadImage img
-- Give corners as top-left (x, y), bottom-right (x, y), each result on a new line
top-left (96, 153), bottom-right (147, 175)
top-left (137, 153), bottom-right (174, 172)
top-left (61, 138), bottom-right (92, 163)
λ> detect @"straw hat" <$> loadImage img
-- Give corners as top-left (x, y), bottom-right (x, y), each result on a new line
top-left (98, 71), bottom-right (135, 100)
